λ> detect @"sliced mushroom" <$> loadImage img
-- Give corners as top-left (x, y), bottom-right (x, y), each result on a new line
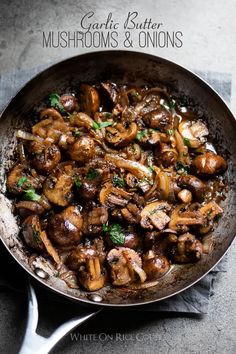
top-left (200, 201), bottom-right (223, 219)
top-left (15, 201), bottom-right (45, 216)
top-left (68, 135), bottom-right (95, 163)
top-left (170, 232), bottom-right (203, 263)
top-left (107, 247), bottom-right (147, 286)
top-left (43, 163), bottom-right (74, 206)
top-left (80, 84), bottom-right (100, 115)
top-left (99, 182), bottom-right (133, 207)
top-left (140, 201), bottom-right (171, 230)
top-left (178, 120), bottom-right (209, 148)
top-left (105, 122), bottom-right (137, 147)
top-left (143, 250), bottom-right (170, 280)
top-left (40, 108), bottom-right (64, 121)
top-left (78, 257), bottom-right (106, 291)
top-left (83, 206), bottom-right (108, 235)
top-left (178, 174), bottom-right (205, 200)
top-left (168, 204), bottom-right (204, 232)
top-left (32, 116), bottom-right (70, 143)
top-left (192, 151), bottom-right (227, 176)
top-left (7, 164), bottom-right (44, 195)
top-left (22, 215), bottom-right (44, 252)
top-left (48, 205), bottom-right (83, 247)
top-left (121, 203), bottom-right (141, 224)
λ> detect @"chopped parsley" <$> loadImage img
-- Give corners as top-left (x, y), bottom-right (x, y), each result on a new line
top-left (23, 188), bottom-right (41, 201)
top-left (17, 176), bottom-right (28, 188)
top-left (87, 168), bottom-right (99, 180)
top-left (183, 137), bottom-right (192, 147)
top-left (73, 129), bottom-right (81, 137)
top-left (48, 93), bottom-right (65, 113)
top-left (136, 130), bottom-right (146, 140)
top-left (92, 121), bottom-right (113, 130)
top-left (148, 165), bottom-right (155, 172)
top-left (102, 224), bottom-right (125, 245)
top-left (113, 175), bottom-right (125, 187)
top-left (175, 162), bottom-right (190, 174)
top-left (32, 228), bottom-right (41, 244)
top-left (74, 177), bottom-right (82, 188)
top-left (167, 129), bottom-right (174, 136)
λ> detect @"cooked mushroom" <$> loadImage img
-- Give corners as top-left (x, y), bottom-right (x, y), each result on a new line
top-left (60, 94), bottom-right (78, 113)
top-left (107, 247), bottom-right (147, 286)
top-left (142, 106), bottom-right (173, 132)
top-left (178, 120), bottom-right (209, 148)
top-left (177, 189), bottom-right (193, 204)
top-left (192, 151), bottom-right (227, 176)
top-left (15, 201), bottom-right (45, 216)
top-left (170, 233), bottom-right (203, 263)
top-left (43, 163), bottom-right (74, 206)
top-left (32, 115), bottom-right (70, 143)
top-left (99, 182), bottom-right (133, 207)
top-left (78, 257), bottom-right (106, 291)
top-left (68, 135), bottom-right (95, 163)
top-left (178, 174), bottom-right (205, 200)
top-left (168, 204), bottom-right (204, 232)
top-left (7, 164), bottom-right (43, 195)
top-left (22, 215), bottom-right (44, 251)
top-left (29, 142), bottom-right (61, 173)
top-left (143, 250), bottom-right (170, 280)
top-left (140, 201), bottom-right (171, 230)
top-left (80, 84), bottom-right (100, 115)
top-left (40, 108), bottom-right (64, 121)
top-left (48, 205), bottom-right (83, 247)
top-left (83, 206), bottom-right (108, 235)
top-left (121, 203), bottom-right (141, 224)
top-left (105, 122), bottom-right (137, 147)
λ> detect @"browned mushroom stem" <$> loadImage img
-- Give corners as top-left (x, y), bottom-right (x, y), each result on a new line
top-left (178, 174), bottom-right (205, 200)
top-left (99, 182), bottom-right (133, 207)
top-left (78, 257), bottom-right (106, 291)
top-left (60, 94), bottom-right (78, 113)
top-left (43, 162), bottom-right (74, 206)
top-left (170, 233), bottom-right (203, 263)
top-left (48, 205), bottom-right (83, 247)
top-left (68, 135), bottom-right (95, 163)
top-left (168, 205), bottom-right (204, 232)
top-left (140, 201), bottom-right (171, 230)
top-left (105, 122), bottom-right (137, 147)
top-left (121, 203), bottom-right (141, 224)
top-left (29, 141), bottom-right (61, 173)
top-left (107, 247), bottom-right (147, 286)
top-left (22, 215), bottom-right (44, 251)
top-left (79, 84), bottom-right (100, 115)
top-left (40, 108), bottom-right (64, 121)
top-left (192, 151), bottom-right (227, 176)
top-left (143, 250), bottom-right (170, 280)
top-left (83, 206), bottom-right (108, 235)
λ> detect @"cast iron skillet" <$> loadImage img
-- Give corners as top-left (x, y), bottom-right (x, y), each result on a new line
top-left (0, 50), bottom-right (235, 308)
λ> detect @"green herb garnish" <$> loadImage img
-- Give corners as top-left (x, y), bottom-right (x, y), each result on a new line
top-left (87, 168), bottom-right (99, 180)
top-left (48, 93), bottom-right (65, 113)
top-left (73, 129), bottom-right (81, 137)
top-left (92, 121), bottom-right (113, 130)
top-left (148, 165), bottom-right (155, 172)
top-left (17, 176), bottom-right (28, 188)
top-left (183, 137), bottom-right (191, 147)
top-left (136, 130), bottom-right (146, 140)
top-left (33, 229), bottom-right (41, 244)
top-left (168, 99), bottom-right (176, 109)
top-left (102, 223), bottom-right (125, 245)
top-left (175, 162), bottom-right (190, 174)
top-left (113, 175), bottom-right (125, 187)
top-left (74, 178), bottom-right (82, 188)
top-left (23, 188), bottom-right (41, 201)
top-left (167, 129), bottom-right (174, 136)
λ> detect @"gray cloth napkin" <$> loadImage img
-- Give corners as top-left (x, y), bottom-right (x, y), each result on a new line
top-left (0, 64), bottom-right (231, 314)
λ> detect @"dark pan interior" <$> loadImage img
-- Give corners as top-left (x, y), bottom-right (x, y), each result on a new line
top-left (0, 51), bottom-right (235, 306)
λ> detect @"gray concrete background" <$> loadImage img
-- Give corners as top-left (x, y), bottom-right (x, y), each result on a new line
top-left (0, 0), bottom-right (236, 353)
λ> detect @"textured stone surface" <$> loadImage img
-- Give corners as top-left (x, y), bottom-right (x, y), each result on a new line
top-left (0, 1), bottom-right (235, 353)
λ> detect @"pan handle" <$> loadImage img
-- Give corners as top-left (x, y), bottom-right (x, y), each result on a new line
top-left (18, 282), bottom-right (102, 354)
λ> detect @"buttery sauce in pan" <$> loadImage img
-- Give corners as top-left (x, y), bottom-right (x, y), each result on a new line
top-left (6, 82), bottom-right (227, 291)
